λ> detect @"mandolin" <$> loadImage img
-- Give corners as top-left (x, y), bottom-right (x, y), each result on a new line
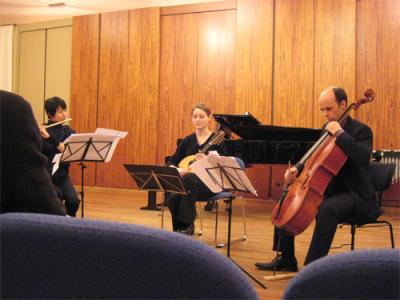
top-left (178, 131), bottom-right (225, 171)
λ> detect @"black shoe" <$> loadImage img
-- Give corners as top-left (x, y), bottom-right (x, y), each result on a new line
top-left (177, 224), bottom-right (195, 236)
top-left (255, 256), bottom-right (298, 272)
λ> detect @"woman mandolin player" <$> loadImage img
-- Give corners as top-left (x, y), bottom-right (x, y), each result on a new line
top-left (166, 103), bottom-right (226, 235)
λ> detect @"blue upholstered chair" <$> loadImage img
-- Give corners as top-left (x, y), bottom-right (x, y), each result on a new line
top-left (0, 213), bottom-right (258, 299)
top-left (283, 249), bottom-right (400, 300)
top-left (196, 157), bottom-right (248, 248)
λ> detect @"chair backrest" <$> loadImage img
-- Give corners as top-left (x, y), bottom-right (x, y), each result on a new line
top-left (369, 161), bottom-right (396, 192)
top-left (283, 249), bottom-right (400, 300)
top-left (1, 213), bottom-right (258, 299)
top-left (234, 157), bottom-right (246, 169)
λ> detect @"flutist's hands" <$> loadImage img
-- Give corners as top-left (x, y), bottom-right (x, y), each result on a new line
top-left (284, 167), bottom-right (299, 185)
top-left (39, 125), bottom-right (50, 139)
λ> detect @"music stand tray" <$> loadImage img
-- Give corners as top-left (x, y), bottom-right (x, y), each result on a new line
top-left (124, 164), bottom-right (187, 228)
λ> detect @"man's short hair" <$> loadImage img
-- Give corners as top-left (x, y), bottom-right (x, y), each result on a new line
top-left (332, 87), bottom-right (348, 105)
top-left (44, 97), bottom-right (67, 117)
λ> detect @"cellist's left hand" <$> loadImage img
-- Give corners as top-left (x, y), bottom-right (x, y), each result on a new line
top-left (325, 121), bottom-right (343, 136)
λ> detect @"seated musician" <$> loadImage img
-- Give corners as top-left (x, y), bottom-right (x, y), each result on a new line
top-left (39, 97), bottom-right (80, 217)
top-left (166, 103), bottom-right (226, 235)
top-left (1, 90), bottom-right (66, 216)
top-left (255, 86), bottom-right (381, 271)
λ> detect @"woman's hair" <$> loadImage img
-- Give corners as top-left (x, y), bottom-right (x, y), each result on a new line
top-left (191, 103), bottom-right (211, 116)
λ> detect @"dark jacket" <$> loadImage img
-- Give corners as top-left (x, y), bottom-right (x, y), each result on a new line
top-left (166, 132), bottom-right (226, 167)
top-left (0, 90), bottom-right (66, 215)
top-left (332, 117), bottom-right (380, 224)
top-left (42, 121), bottom-right (75, 182)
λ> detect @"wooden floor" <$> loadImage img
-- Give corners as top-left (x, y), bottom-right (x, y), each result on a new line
top-left (79, 187), bottom-right (400, 300)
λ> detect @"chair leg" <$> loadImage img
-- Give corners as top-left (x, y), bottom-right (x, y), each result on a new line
top-left (197, 204), bottom-right (203, 236)
top-left (350, 225), bottom-right (356, 250)
top-left (215, 201), bottom-right (224, 248)
top-left (384, 221), bottom-right (395, 248)
top-left (160, 193), bottom-right (165, 229)
top-left (239, 197), bottom-right (247, 241)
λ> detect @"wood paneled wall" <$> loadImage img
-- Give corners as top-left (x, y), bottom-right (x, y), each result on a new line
top-left (157, 8), bottom-right (236, 164)
top-left (314, 0), bottom-right (356, 127)
top-left (125, 8), bottom-right (160, 183)
top-left (235, 0), bottom-right (274, 124)
top-left (70, 0), bottom-right (399, 193)
top-left (70, 14), bottom-right (99, 186)
top-left (356, 0), bottom-right (400, 150)
top-left (273, 0), bottom-right (315, 128)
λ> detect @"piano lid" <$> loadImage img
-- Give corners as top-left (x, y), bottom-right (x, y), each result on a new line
top-left (214, 113), bottom-right (321, 141)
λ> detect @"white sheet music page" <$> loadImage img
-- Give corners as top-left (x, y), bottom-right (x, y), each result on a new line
top-left (190, 152), bottom-right (223, 193)
top-left (190, 153), bottom-right (257, 195)
top-left (59, 128), bottom-right (128, 163)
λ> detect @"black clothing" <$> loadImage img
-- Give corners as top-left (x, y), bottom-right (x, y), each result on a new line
top-left (272, 117), bottom-right (380, 265)
top-left (42, 121), bottom-right (80, 217)
top-left (166, 132), bottom-right (226, 231)
top-left (42, 121), bottom-right (75, 180)
top-left (0, 90), bottom-right (66, 215)
top-left (166, 132), bottom-right (226, 167)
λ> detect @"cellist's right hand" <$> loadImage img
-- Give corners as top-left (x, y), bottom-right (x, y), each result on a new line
top-left (284, 167), bottom-right (299, 185)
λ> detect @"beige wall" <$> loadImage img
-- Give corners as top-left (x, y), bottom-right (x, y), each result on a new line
top-left (13, 19), bottom-right (72, 124)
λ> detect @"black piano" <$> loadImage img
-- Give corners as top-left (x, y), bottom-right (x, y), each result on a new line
top-left (213, 113), bottom-right (321, 164)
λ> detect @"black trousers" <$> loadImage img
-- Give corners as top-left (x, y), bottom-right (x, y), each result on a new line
top-left (273, 192), bottom-right (356, 265)
top-left (166, 172), bottom-right (214, 231)
top-left (53, 176), bottom-right (80, 217)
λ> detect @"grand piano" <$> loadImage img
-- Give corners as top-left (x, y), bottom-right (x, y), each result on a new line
top-left (213, 113), bottom-right (321, 200)
top-left (213, 113), bottom-right (321, 165)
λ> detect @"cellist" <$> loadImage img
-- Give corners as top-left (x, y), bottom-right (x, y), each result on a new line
top-left (255, 86), bottom-right (381, 272)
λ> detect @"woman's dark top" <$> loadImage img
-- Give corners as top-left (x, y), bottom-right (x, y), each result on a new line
top-left (166, 132), bottom-right (226, 167)
top-left (0, 90), bottom-right (66, 215)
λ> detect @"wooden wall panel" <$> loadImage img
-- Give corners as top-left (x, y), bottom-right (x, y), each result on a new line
top-left (273, 0), bottom-right (314, 127)
top-left (125, 8), bottom-right (160, 187)
top-left (196, 10), bottom-right (236, 117)
top-left (157, 9), bottom-right (236, 164)
top-left (313, 0), bottom-right (356, 128)
top-left (356, 0), bottom-right (400, 150)
top-left (157, 13), bottom-right (198, 164)
top-left (235, 0), bottom-right (274, 124)
top-left (96, 11), bottom-right (130, 188)
top-left (70, 14), bottom-right (99, 186)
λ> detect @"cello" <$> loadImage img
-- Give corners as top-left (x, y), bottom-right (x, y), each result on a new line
top-left (271, 89), bottom-right (375, 236)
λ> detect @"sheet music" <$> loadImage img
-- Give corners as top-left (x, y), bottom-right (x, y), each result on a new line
top-left (52, 153), bottom-right (62, 175)
top-left (55, 128), bottom-right (128, 164)
top-left (190, 152), bottom-right (223, 193)
top-left (190, 154), bottom-right (258, 195)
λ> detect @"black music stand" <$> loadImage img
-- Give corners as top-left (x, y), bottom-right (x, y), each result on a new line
top-left (124, 164), bottom-right (187, 228)
top-left (58, 134), bottom-right (120, 218)
top-left (197, 159), bottom-right (266, 289)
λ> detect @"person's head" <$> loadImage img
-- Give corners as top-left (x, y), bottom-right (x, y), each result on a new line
top-left (319, 86), bottom-right (348, 122)
top-left (191, 103), bottom-right (212, 130)
top-left (44, 97), bottom-right (68, 122)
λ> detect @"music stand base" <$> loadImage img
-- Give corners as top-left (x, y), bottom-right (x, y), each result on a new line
top-left (140, 192), bottom-right (161, 211)
top-left (225, 198), bottom-right (266, 289)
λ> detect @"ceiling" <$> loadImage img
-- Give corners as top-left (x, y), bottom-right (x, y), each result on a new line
top-left (0, 0), bottom-right (225, 25)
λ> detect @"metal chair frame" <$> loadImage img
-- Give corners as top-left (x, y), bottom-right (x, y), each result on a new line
top-left (196, 194), bottom-right (247, 248)
top-left (333, 162), bottom-right (396, 250)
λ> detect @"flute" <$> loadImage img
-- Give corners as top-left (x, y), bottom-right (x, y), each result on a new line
top-left (44, 118), bottom-right (72, 129)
